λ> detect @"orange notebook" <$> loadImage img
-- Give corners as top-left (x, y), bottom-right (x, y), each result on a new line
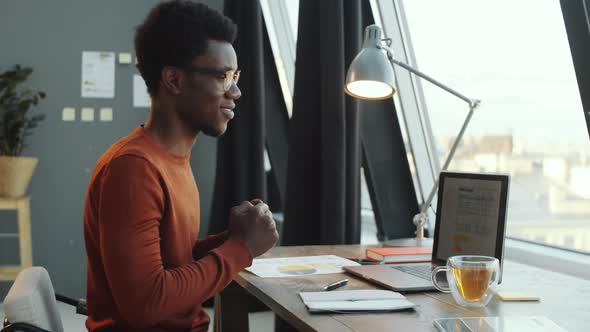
top-left (365, 247), bottom-right (432, 263)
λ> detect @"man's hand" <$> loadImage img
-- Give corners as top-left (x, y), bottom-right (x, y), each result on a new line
top-left (228, 199), bottom-right (279, 257)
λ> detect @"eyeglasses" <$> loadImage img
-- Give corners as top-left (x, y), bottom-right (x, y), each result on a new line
top-left (184, 66), bottom-right (241, 92)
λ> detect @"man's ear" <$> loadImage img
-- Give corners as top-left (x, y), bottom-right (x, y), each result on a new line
top-left (161, 66), bottom-right (185, 95)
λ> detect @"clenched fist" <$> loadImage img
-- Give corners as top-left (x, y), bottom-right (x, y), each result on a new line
top-left (228, 199), bottom-right (279, 257)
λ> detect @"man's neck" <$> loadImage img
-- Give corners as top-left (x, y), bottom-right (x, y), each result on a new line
top-left (144, 99), bottom-right (198, 158)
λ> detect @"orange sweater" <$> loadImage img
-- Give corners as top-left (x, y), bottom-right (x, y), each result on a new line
top-left (83, 126), bottom-right (252, 332)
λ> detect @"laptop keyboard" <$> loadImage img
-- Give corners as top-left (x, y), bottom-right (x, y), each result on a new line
top-left (391, 264), bottom-right (433, 281)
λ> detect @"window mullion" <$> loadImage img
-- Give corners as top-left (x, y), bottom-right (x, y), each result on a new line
top-left (372, 0), bottom-right (439, 229)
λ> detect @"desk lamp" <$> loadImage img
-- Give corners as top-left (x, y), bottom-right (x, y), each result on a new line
top-left (345, 24), bottom-right (481, 241)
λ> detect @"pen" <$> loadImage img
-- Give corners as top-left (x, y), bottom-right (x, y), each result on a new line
top-left (323, 278), bottom-right (348, 291)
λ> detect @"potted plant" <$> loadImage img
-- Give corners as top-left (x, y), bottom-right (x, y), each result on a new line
top-left (0, 65), bottom-right (46, 197)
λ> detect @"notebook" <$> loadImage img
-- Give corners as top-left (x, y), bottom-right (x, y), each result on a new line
top-left (299, 290), bottom-right (417, 313)
top-left (345, 171), bottom-right (509, 292)
top-left (365, 246), bottom-right (432, 263)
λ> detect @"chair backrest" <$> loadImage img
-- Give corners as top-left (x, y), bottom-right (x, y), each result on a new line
top-left (3, 267), bottom-right (64, 332)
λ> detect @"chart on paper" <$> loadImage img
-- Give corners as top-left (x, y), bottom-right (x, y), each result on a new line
top-left (246, 255), bottom-right (360, 278)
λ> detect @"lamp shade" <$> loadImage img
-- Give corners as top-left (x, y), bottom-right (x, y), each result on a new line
top-left (345, 25), bottom-right (396, 100)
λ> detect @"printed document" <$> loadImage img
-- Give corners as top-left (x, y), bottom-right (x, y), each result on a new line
top-left (82, 51), bottom-right (115, 98)
top-left (246, 255), bottom-right (360, 278)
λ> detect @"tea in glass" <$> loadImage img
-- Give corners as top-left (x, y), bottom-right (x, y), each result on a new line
top-left (431, 255), bottom-right (500, 307)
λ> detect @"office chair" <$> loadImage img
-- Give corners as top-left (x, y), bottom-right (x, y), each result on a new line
top-left (1, 267), bottom-right (87, 332)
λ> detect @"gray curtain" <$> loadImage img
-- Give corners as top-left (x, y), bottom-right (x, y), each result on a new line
top-left (282, 0), bottom-right (364, 245)
top-left (209, 0), bottom-right (267, 234)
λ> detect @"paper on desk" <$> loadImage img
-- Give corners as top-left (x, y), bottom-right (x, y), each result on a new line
top-left (300, 289), bottom-right (405, 302)
top-left (300, 290), bottom-right (417, 313)
top-left (246, 255), bottom-right (360, 278)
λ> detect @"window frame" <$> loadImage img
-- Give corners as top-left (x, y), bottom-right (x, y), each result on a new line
top-left (370, 0), bottom-right (440, 230)
top-left (259, 0), bottom-right (296, 116)
top-left (505, 238), bottom-right (590, 280)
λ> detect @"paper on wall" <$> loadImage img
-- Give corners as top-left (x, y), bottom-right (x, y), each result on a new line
top-left (81, 51), bottom-right (115, 98)
top-left (133, 74), bottom-right (151, 108)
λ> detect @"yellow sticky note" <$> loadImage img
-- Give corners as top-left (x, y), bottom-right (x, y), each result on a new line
top-left (81, 107), bottom-right (95, 122)
top-left (62, 107), bottom-right (76, 122)
top-left (495, 290), bottom-right (540, 301)
top-left (99, 107), bottom-right (113, 122)
top-left (118, 52), bottom-right (132, 64)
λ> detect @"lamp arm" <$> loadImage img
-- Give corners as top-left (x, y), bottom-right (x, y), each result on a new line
top-left (419, 103), bottom-right (477, 215)
top-left (378, 45), bottom-right (482, 239)
top-left (411, 103), bottom-right (479, 239)
top-left (380, 45), bottom-right (478, 108)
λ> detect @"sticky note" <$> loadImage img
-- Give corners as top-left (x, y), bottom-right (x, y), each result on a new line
top-left (62, 107), bottom-right (76, 121)
top-left (118, 52), bottom-right (132, 64)
top-left (81, 107), bottom-right (95, 122)
top-left (99, 107), bottom-right (113, 122)
top-left (495, 290), bottom-right (540, 301)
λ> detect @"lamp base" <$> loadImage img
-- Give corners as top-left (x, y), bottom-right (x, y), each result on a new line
top-left (382, 237), bottom-right (433, 248)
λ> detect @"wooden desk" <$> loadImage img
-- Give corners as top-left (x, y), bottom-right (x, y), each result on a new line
top-left (215, 245), bottom-right (590, 332)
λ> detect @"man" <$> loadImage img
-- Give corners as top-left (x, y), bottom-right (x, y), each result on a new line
top-left (83, 1), bottom-right (278, 331)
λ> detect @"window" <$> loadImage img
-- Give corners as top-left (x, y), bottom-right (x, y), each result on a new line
top-left (400, 0), bottom-right (590, 253)
top-left (260, 0), bottom-right (298, 116)
top-left (564, 235), bottom-right (575, 249)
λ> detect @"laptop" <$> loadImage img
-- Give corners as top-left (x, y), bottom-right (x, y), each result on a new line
top-left (345, 171), bottom-right (509, 292)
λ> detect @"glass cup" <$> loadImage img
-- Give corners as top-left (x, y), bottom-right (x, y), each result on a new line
top-left (431, 255), bottom-right (500, 307)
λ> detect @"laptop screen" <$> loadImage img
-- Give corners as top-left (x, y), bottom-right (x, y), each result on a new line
top-left (431, 172), bottom-right (509, 267)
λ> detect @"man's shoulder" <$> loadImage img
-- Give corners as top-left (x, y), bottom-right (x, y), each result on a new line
top-left (95, 128), bottom-right (158, 175)
top-left (108, 136), bottom-right (151, 162)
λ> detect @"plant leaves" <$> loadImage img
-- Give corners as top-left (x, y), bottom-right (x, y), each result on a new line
top-left (0, 65), bottom-right (45, 156)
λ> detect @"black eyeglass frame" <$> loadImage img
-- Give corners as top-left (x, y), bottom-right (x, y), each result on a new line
top-left (183, 66), bottom-right (241, 92)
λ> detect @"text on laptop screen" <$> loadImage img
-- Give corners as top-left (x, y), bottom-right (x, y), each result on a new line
top-left (433, 173), bottom-right (508, 263)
